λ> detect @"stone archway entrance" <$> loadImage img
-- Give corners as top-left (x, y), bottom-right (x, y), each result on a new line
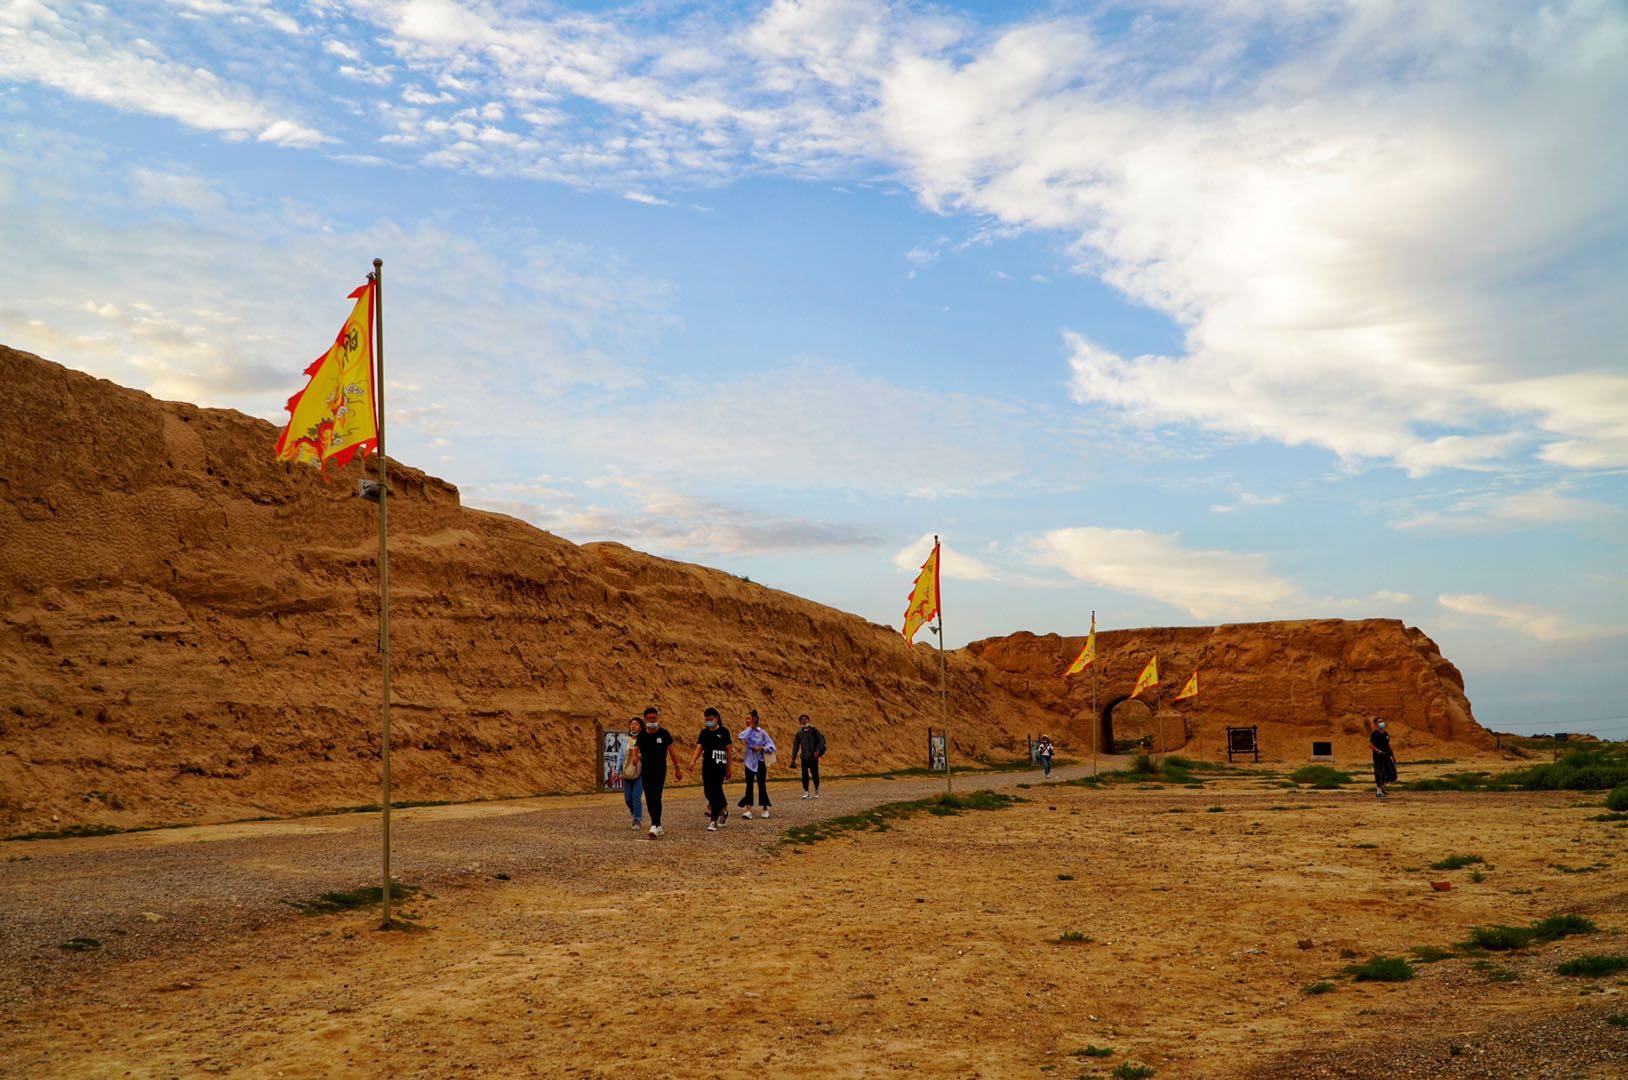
top-left (1099, 694), bottom-right (1157, 754)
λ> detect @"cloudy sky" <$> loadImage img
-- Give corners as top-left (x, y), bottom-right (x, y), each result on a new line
top-left (2, 0), bottom-right (1625, 736)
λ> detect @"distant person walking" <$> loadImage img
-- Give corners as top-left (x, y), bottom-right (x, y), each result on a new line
top-left (1036, 734), bottom-right (1055, 779)
top-left (690, 707), bottom-right (733, 831)
top-left (636, 706), bottom-right (683, 837)
top-left (1370, 718), bottom-right (1398, 800)
top-left (790, 714), bottom-right (827, 799)
top-left (619, 717), bottom-right (645, 830)
top-left (736, 709), bottom-right (777, 818)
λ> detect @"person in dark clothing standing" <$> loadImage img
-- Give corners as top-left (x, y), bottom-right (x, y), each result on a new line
top-left (1370, 718), bottom-right (1398, 800)
top-left (689, 707), bottom-right (733, 831)
top-left (790, 714), bottom-right (827, 799)
top-left (635, 706), bottom-right (683, 837)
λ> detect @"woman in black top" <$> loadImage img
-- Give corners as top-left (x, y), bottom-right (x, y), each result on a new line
top-left (690, 707), bottom-right (733, 831)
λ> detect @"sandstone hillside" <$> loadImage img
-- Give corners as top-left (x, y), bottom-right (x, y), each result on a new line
top-left (0, 345), bottom-right (1494, 834)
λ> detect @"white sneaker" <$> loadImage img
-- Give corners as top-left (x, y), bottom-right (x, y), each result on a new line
top-left (813, 791), bottom-right (820, 799)
top-left (719, 811), bottom-right (729, 827)
top-left (761, 809), bottom-right (770, 818)
top-left (632, 820), bottom-right (641, 829)
top-left (801, 792), bottom-right (811, 799)
top-left (706, 822), bottom-right (717, 831)
top-left (648, 825), bottom-right (659, 837)
top-left (742, 811), bottom-right (753, 819)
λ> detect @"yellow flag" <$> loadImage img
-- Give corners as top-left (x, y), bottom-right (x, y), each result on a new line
top-left (901, 541), bottom-right (941, 643)
top-left (275, 280), bottom-right (378, 471)
top-left (1131, 654), bottom-right (1159, 699)
top-left (1174, 669), bottom-right (1199, 701)
top-left (1064, 612), bottom-right (1096, 676)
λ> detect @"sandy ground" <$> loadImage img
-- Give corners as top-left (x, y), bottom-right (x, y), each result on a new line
top-left (1, 763), bottom-right (1624, 1078)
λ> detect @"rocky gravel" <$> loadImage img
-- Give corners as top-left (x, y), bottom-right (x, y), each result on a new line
top-left (0, 763), bottom-right (1072, 1008)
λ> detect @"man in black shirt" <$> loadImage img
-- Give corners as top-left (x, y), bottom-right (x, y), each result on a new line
top-left (1370, 719), bottom-right (1397, 800)
top-left (790, 714), bottom-right (827, 799)
top-left (690, 707), bottom-right (733, 831)
top-left (636, 706), bottom-right (683, 837)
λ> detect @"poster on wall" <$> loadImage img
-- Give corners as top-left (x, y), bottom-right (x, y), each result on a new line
top-left (929, 732), bottom-right (947, 773)
top-left (602, 730), bottom-right (629, 790)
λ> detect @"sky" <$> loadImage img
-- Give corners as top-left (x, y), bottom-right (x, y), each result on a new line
top-left (1, 0), bottom-right (1625, 737)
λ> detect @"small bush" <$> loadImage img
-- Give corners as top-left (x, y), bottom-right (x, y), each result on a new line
top-left (1430, 854), bottom-right (1484, 871)
top-left (59, 937), bottom-right (101, 951)
top-left (1346, 956), bottom-right (1414, 982)
top-left (1532, 913), bottom-right (1597, 941)
top-left (1555, 954), bottom-right (1628, 978)
top-left (1073, 1045), bottom-right (1114, 1058)
top-left (1607, 783), bottom-right (1628, 812)
top-left (1056, 931), bottom-right (1092, 944)
top-left (1465, 924), bottom-right (1534, 951)
top-left (1290, 765), bottom-right (1351, 789)
top-left (1605, 1012), bottom-right (1627, 1028)
top-left (1205, 806), bottom-right (1226, 813)
top-left (1129, 754), bottom-right (1158, 776)
top-left (1304, 981), bottom-right (1335, 995)
top-left (1058, 873), bottom-right (1075, 881)
top-left (1112, 1064), bottom-right (1155, 1079)
top-left (1408, 945), bottom-right (1458, 964)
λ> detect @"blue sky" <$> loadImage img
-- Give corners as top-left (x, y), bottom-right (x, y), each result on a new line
top-left (2, 0), bottom-right (1625, 736)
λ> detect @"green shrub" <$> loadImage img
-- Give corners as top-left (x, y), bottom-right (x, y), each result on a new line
top-left (1465, 924), bottom-right (1534, 951)
top-left (1058, 873), bottom-right (1075, 881)
top-left (1606, 783), bottom-right (1628, 812)
top-left (1472, 960), bottom-right (1518, 982)
top-left (1556, 954), bottom-right (1628, 978)
top-left (1506, 748), bottom-right (1628, 792)
top-left (1408, 945), bottom-right (1458, 964)
top-left (1073, 1045), bottom-right (1114, 1058)
top-left (59, 937), bottom-right (101, 951)
top-left (1429, 854), bottom-right (1484, 870)
top-left (1303, 981), bottom-right (1335, 995)
top-left (1290, 765), bottom-right (1352, 788)
top-left (1111, 1064), bottom-right (1155, 1079)
top-left (1533, 914), bottom-right (1598, 940)
top-left (1056, 931), bottom-right (1092, 943)
top-left (1130, 753), bottom-right (1158, 776)
top-left (1345, 956), bottom-right (1414, 982)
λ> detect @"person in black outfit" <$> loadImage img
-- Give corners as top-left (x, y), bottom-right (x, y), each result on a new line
top-left (790, 714), bottom-right (827, 799)
top-left (635, 706), bottom-right (683, 837)
top-left (689, 707), bottom-right (733, 831)
top-left (1370, 718), bottom-right (1397, 800)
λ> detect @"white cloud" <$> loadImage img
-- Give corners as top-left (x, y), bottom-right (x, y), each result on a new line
top-left (1394, 485), bottom-right (1621, 532)
top-left (543, 358), bottom-right (1075, 498)
top-left (1029, 526), bottom-right (1299, 621)
top-left (475, 476), bottom-right (880, 557)
top-left (623, 191), bottom-right (673, 206)
top-left (1437, 593), bottom-right (1623, 644)
top-left (0, 1), bottom-right (326, 146)
top-left (1209, 491), bottom-right (1286, 514)
top-left (890, 531), bottom-right (1047, 586)
top-left (0, 127), bottom-right (671, 428)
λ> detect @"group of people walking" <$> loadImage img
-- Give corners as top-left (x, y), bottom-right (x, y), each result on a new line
top-left (614, 707), bottom-right (827, 838)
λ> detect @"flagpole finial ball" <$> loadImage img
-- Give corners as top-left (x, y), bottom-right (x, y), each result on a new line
top-left (373, 257), bottom-right (383, 269)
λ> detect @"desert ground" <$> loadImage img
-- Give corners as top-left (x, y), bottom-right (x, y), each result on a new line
top-left (1, 760), bottom-right (1624, 1079)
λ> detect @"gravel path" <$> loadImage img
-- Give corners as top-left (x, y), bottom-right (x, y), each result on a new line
top-left (0, 762), bottom-right (1087, 1006)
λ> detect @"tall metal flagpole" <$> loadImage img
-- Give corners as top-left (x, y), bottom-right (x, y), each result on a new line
top-left (935, 535), bottom-right (951, 796)
top-left (1090, 610), bottom-right (1098, 778)
top-left (372, 257), bottom-right (394, 928)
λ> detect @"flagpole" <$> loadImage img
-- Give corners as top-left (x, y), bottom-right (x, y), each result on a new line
top-left (1090, 610), bottom-right (1098, 778)
top-left (372, 256), bottom-right (394, 929)
top-left (935, 535), bottom-right (951, 796)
